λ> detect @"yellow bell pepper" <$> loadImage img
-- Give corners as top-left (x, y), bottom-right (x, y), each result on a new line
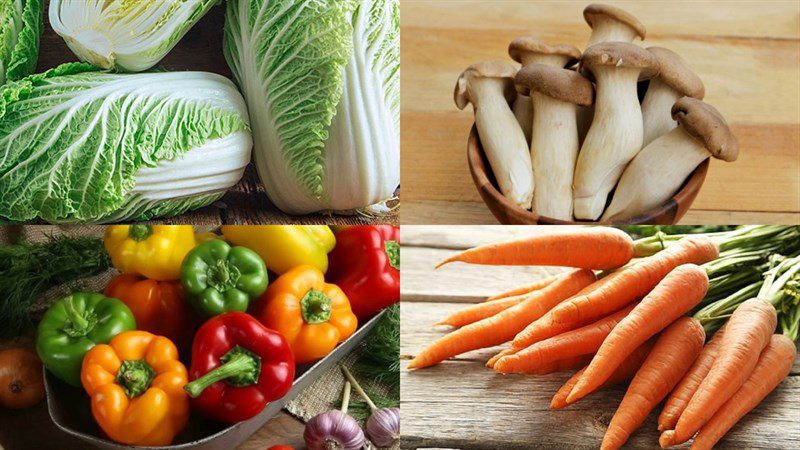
top-left (81, 331), bottom-right (189, 446)
top-left (105, 225), bottom-right (196, 281)
top-left (221, 225), bottom-right (336, 274)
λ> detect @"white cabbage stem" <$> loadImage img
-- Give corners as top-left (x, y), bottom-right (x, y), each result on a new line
top-left (574, 67), bottom-right (643, 220)
top-left (602, 127), bottom-right (709, 222)
top-left (530, 92), bottom-right (579, 220)
top-left (474, 78), bottom-right (533, 209)
top-left (641, 78), bottom-right (682, 147)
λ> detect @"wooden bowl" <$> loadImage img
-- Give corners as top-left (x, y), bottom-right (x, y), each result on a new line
top-left (467, 125), bottom-right (709, 225)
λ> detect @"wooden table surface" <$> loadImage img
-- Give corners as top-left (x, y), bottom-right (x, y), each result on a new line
top-left (400, 0), bottom-right (800, 225)
top-left (400, 226), bottom-right (800, 449)
top-left (31, 1), bottom-right (397, 226)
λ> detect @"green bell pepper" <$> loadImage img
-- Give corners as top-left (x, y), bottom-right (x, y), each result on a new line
top-left (181, 239), bottom-right (268, 317)
top-left (36, 293), bottom-right (136, 386)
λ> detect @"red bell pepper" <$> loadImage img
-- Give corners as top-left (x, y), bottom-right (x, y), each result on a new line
top-left (184, 312), bottom-right (294, 423)
top-left (327, 226), bottom-right (400, 320)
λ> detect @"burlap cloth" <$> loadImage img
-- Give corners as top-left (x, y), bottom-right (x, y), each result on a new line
top-left (1, 225), bottom-right (399, 449)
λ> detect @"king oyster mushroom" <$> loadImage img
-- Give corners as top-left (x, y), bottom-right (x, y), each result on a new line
top-left (455, 61), bottom-right (534, 209)
top-left (641, 47), bottom-right (705, 147)
top-left (583, 3), bottom-right (646, 47)
top-left (515, 64), bottom-right (593, 220)
top-left (573, 42), bottom-right (659, 220)
top-left (603, 97), bottom-right (738, 222)
top-left (577, 4), bottom-right (647, 145)
top-left (508, 38), bottom-right (581, 145)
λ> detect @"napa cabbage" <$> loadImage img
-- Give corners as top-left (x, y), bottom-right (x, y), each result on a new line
top-left (224, 0), bottom-right (400, 215)
top-left (49, 0), bottom-right (218, 72)
top-left (0, 63), bottom-right (252, 223)
top-left (0, 0), bottom-right (41, 84)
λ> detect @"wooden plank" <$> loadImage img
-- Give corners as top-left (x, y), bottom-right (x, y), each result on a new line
top-left (400, 0), bottom-right (800, 224)
top-left (33, 2), bottom-right (397, 226)
top-left (403, 200), bottom-right (800, 226)
top-left (401, 302), bottom-right (800, 450)
top-left (401, 1), bottom-right (800, 40)
top-left (401, 246), bottom-right (566, 302)
top-left (403, 224), bottom-right (590, 249)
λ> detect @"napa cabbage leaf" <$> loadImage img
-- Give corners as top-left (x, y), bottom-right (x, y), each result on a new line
top-left (224, 0), bottom-right (400, 214)
top-left (0, 0), bottom-right (42, 84)
top-left (49, 0), bottom-right (218, 72)
top-left (0, 63), bottom-right (252, 223)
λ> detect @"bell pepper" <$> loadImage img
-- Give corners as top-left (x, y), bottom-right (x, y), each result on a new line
top-left (327, 226), bottom-right (400, 320)
top-left (184, 312), bottom-right (294, 423)
top-left (221, 225), bottom-right (336, 274)
top-left (37, 293), bottom-right (136, 386)
top-left (253, 265), bottom-right (357, 364)
top-left (105, 225), bottom-right (196, 281)
top-left (103, 274), bottom-right (198, 349)
top-left (181, 239), bottom-right (268, 317)
top-left (81, 331), bottom-right (189, 446)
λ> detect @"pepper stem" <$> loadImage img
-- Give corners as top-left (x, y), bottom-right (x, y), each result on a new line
top-left (184, 346), bottom-right (261, 398)
top-left (301, 290), bottom-right (332, 324)
top-left (207, 259), bottom-right (241, 292)
top-left (116, 360), bottom-right (156, 398)
top-left (61, 296), bottom-right (96, 337)
top-left (385, 240), bottom-right (400, 270)
top-left (128, 225), bottom-right (153, 242)
top-left (341, 365), bottom-right (377, 411)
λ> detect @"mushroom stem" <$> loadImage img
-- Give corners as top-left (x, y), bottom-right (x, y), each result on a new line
top-left (513, 94), bottom-right (533, 144)
top-left (641, 78), bottom-right (682, 147)
top-left (574, 67), bottom-right (644, 220)
top-left (602, 127), bottom-right (709, 222)
top-left (576, 103), bottom-right (594, 146)
top-left (587, 18), bottom-right (640, 47)
top-left (472, 79), bottom-right (534, 208)
top-left (530, 92), bottom-right (579, 220)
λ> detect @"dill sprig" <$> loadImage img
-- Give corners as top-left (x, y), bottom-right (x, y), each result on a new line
top-left (0, 235), bottom-right (111, 338)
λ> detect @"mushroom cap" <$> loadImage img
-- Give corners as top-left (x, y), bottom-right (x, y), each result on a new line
top-left (583, 3), bottom-right (646, 40)
top-left (454, 61), bottom-right (518, 109)
top-left (647, 47), bottom-right (705, 99)
top-left (672, 97), bottom-right (739, 162)
top-left (508, 37), bottom-right (581, 67)
top-left (515, 64), bottom-right (594, 106)
top-left (580, 42), bottom-right (659, 80)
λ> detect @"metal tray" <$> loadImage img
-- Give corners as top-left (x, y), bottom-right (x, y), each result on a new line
top-left (44, 311), bottom-right (385, 449)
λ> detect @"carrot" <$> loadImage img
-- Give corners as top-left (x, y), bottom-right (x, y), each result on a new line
top-left (551, 339), bottom-right (655, 410)
top-left (495, 304), bottom-right (636, 374)
top-left (660, 298), bottom-right (777, 447)
top-left (436, 227), bottom-right (634, 270)
top-left (566, 264), bottom-right (709, 404)
top-left (517, 237), bottom-right (718, 348)
top-left (486, 347), bottom-right (515, 368)
top-left (529, 354), bottom-right (593, 375)
top-left (486, 275), bottom-right (556, 301)
top-left (657, 326), bottom-right (726, 432)
top-left (437, 295), bottom-right (527, 328)
top-left (690, 334), bottom-right (796, 450)
top-left (407, 269), bottom-right (596, 369)
top-left (601, 317), bottom-right (705, 450)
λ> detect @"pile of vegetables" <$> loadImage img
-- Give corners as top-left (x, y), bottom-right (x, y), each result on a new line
top-left (456, 3), bottom-right (738, 222)
top-left (412, 225), bottom-right (799, 449)
top-left (0, 0), bottom-right (399, 222)
top-left (4, 224), bottom-right (400, 447)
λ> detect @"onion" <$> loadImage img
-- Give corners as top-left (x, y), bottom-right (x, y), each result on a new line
top-left (304, 381), bottom-right (365, 450)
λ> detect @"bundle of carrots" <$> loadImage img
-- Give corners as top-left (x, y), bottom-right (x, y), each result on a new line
top-left (409, 225), bottom-right (800, 449)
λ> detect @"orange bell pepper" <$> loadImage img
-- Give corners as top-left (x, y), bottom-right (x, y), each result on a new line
top-left (104, 274), bottom-right (198, 349)
top-left (253, 265), bottom-right (357, 364)
top-left (81, 331), bottom-right (189, 446)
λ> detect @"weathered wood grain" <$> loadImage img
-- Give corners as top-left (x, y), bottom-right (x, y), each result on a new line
top-left (400, 0), bottom-right (800, 225)
top-left (403, 225), bottom-right (587, 249)
top-left (33, 1), bottom-right (398, 226)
